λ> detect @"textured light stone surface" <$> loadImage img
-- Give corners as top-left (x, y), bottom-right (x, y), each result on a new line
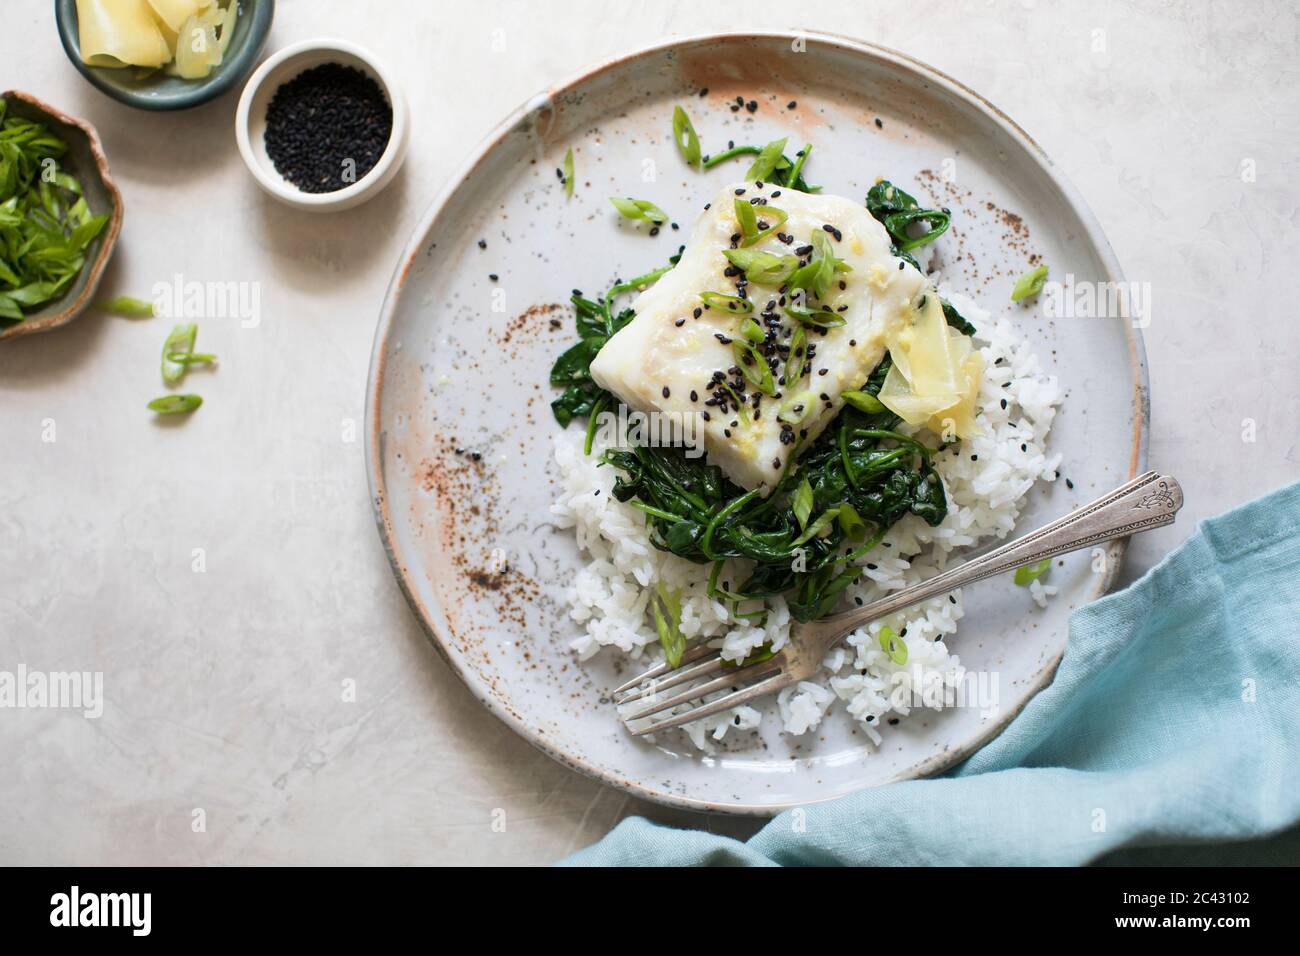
top-left (2, 0), bottom-right (1296, 864)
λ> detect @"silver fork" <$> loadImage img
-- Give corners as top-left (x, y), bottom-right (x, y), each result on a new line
top-left (614, 471), bottom-right (1184, 736)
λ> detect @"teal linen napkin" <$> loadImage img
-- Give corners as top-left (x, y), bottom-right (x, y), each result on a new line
top-left (562, 482), bottom-right (1300, 866)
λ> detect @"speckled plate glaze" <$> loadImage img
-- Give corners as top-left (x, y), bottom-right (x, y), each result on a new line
top-left (366, 32), bottom-right (1149, 814)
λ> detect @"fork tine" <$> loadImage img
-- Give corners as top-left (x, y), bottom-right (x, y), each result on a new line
top-left (611, 642), bottom-right (720, 697)
top-left (620, 670), bottom-right (752, 721)
top-left (613, 653), bottom-right (728, 705)
top-left (627, 671), bottom-right (792, 737)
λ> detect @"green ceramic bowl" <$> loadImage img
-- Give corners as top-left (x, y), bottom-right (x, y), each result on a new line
top-left (54, 0), bottom-right (275, 111)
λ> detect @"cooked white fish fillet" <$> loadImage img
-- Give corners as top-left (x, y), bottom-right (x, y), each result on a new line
top-left (590, 181), bottom-right (927, 494)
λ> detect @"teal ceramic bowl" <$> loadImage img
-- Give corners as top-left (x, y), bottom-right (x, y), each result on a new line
top-left (55, 0), bottom-right (274, 111)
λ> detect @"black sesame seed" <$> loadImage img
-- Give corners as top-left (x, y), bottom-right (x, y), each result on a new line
top-left (264, 63), bottom-right (394, 194)
top-left (787, 100), bottom-right (797, 109)
top-left (662, 386), bottom-right (670, 398)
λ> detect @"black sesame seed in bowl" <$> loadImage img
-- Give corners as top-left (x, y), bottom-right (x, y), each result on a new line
top-left (264, 64), bottom-right (392, 194)
top-left (236, 39), bottom-right (409, 211)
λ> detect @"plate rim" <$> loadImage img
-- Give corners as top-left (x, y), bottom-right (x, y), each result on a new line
top-left (365, 30), bottom-right (1151, 816)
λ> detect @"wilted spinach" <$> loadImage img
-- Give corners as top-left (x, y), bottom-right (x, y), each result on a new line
top-left (866, 180), bottom-right (975, 335)
top-left (596, 355), bottom-right (947, 623)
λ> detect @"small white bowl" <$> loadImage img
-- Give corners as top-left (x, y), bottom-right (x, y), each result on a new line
top-left (235, 38), bottom-right (409, 212)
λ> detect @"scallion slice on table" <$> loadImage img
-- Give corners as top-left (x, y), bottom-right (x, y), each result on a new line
top-left (161, 323), bottom-right (198, 385)
top-left (97, 296), bottom-right (155, 319)
top-left (563, 147), bottom-right (575, 197)
top-left (166, 351), bottom-right (217, 365)
top-left (147, 394), bottom-right (202, 415)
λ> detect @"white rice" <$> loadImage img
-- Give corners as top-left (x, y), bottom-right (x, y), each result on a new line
top-left (549, 289), bottom-right (1062, 751)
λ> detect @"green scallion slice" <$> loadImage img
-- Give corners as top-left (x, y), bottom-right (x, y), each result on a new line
top-left (732, 339), bottom-right (775, 395)
top-left (699, 291), bottom-right (752, 313)
top-left (147, 394), bottom-right (202, 414)
top-left (1014, 557), bottom-right (1052, 586)
top-left (739, 316), bottom-right (765, 343)
top-left (671, 106), bottom-right (702, 168)
top-left (733, 198), bottom-right (789, 248)
top-left (778, 390), bottom-right (815, 424)
top-left (722, 248), bottom-right (797, 285)
top-left (785, 304), bottom-right (847, 329)
top-left (1011, 264), bottom-right (1049, 301)
top-left (609, 196), bottom-right (668, 224)
top-left (837, 502), bottom-right (869, 542)
top-left (792, 507), bottom-right (839, 547)
top-left (744, 137), bottom-right (788, 182)
top-left (842, 390), bottom-right (887, 414)
top-left (877, 625), bottom-right (908, 665)
top-left (161, 323), bottom-right (198, 385)
top-left (785, 324), bottom-right (807, 384)
top-left (97, 296), bottom-right (155, 319)
top-left (791, 478), bottom-right (814, 531)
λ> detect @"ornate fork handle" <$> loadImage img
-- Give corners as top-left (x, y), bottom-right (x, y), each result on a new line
top-left (809, 471), bottom-right (1184, 647)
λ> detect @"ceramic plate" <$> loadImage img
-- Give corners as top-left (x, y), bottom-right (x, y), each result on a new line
top-left (366, 32), bottom-right (1148, 814)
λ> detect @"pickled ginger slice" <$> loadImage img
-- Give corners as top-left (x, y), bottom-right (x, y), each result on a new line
top-left (76, 0), bottom-right (171, 68)
top-left (144, 0), bottom-right (209, 32)
top-left (879, 322), bottom-right (984, 439)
